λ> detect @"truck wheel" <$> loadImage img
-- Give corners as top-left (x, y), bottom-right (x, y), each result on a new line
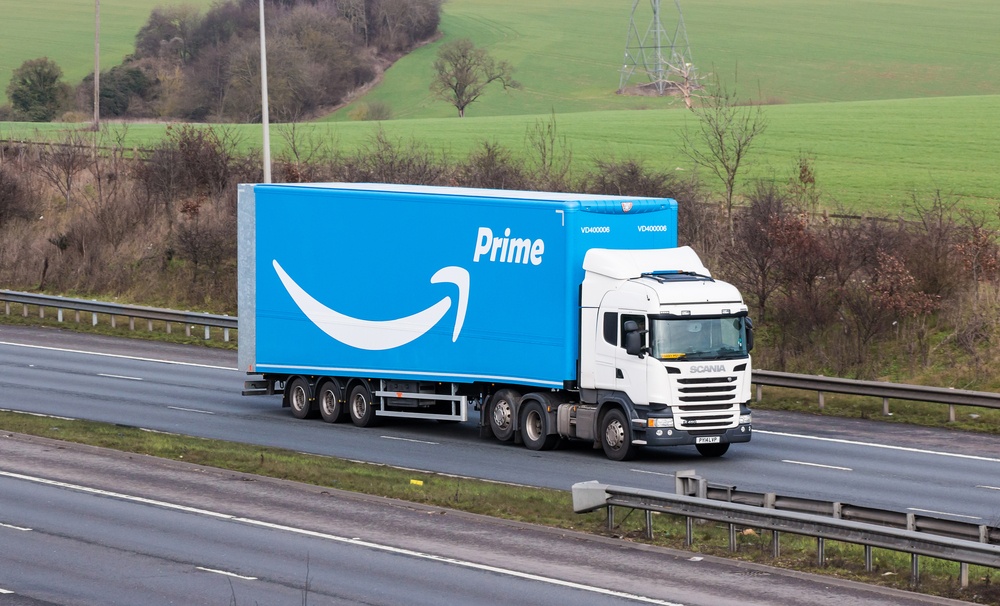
top-left (349, 383), bottom-right (379, 428)
top-left (488, 389), bottom-right (519, 442)
top-left (601, 409), bottom-right (637, 461)
top-left (287, 377), bottom-right (313, 419)
top-left (696, 442), bottom-right (730, 458)
top-left (520, 400), bottom-right (557, 451)
top-left (317, 380), bottom-right (345, 423)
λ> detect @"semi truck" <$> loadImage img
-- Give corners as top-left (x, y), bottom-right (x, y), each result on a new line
top-left (237, 183), bottom-right (754, 460)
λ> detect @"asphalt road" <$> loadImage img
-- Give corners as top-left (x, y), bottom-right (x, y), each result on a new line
top-left (1, 324), bottom-right (998, 523)
top-left (0, 432), bottom-right (970, 606)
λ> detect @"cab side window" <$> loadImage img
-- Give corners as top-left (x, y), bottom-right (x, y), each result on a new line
top-left (620, 314), bottom-right (646, 348)
top-left (603, 312), bottom-right (618, 345)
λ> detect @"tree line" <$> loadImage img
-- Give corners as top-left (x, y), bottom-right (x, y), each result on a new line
top-left (2, 0), bottom-right (443, 123)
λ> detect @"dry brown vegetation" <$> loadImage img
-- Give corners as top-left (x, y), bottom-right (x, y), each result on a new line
top-left (1, 124), bottom-right (999, 387)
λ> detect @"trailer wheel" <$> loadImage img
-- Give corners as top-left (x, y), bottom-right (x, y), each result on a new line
top-left (317, 380), bottom-right (345, 423)
top-left (520, 400), bottom-right (557, 451)
top-left (696, 442), bottom-right (730, 458)
top-left (601, 409), bottom-right (637, 461)
top-left (287, 377), bottom-right (313, 419)
top-left (487, 389), bottom-right (519, 442)
top-left (349, 383), bottom-right (379, 428)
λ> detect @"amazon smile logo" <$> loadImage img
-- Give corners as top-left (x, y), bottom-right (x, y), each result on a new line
top-left (272, 260), bottom-right (469, 351)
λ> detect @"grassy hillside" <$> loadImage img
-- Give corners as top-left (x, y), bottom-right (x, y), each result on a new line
top-left (0, 0), bottom-right (216, 103)
top-left (329, 0), bottom-right (1000, 119)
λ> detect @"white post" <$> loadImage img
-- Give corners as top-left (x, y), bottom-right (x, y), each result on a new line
top-left (94, 0), bottom-right (100, 130)
top-left (259, 0), bottom-right (271, 183)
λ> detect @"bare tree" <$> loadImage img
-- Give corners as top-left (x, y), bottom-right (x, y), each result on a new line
top-left (681, 74), bottom-right (768, 242)
top-left (35, 132), bottom-right (92, 207)
top-left (430, 38), bottom-right (519, 117)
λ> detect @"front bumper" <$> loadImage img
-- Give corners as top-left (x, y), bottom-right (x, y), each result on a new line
top-left (638, 423), bottom-right (752, 447)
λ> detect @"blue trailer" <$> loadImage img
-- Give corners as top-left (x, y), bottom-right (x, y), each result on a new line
top-left (238, 183), bottom-right (753, 460)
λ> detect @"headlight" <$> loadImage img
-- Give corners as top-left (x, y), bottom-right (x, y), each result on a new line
top-left (648, 417), bottom-right (674, 428)
top-left (739, 414), bottom-right (752, 425)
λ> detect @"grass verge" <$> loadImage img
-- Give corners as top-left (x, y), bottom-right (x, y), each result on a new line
top-left (0, 409), bottom-right (995, 604)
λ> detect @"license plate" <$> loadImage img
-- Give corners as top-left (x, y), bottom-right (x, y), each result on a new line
top-left (695, 436), bottom-right (721, 444)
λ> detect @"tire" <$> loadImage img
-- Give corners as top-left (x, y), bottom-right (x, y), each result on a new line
top-left (287, 377), bottom-right (313, 419)
top-left (487, 389), bottom-right (520, 442)
top-left (520, 399), bottom-right (558, 451)
top-left (601, 408), bottom-right (637, 461)
top-left (317, 380), bottom-right (345, 424)
top-left (696, 442), bottom-right (730, 458)
top-left (349, 382), bottom-right (379, 428)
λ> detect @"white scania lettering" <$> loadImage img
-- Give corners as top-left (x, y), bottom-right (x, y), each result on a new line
top-left (580, 226), bottom-right (610, 234)
top-left (473, 227), bottom-right (544, 265)
top-left (638, 225), bottom-right (668, 232)
top-left (690, 364), bottom-right (726, 374)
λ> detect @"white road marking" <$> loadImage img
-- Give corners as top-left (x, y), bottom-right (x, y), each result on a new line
top-left (631, 469), bottom-right (675, 477)
top-left (781, 460), bottom-right (852, 471)
top-left (0, 470), bottom-right (684, 606)
top-left (196, 567), bottom-right (257, 580)
top-left (0, 522), bottom-right (31, 531)
top-left (167, 406), bottom-right (215, 415)
top-left (0, 341), bottom-right (236, 371)
top-left (0, 588), bottom-right (13, 594)
top-left (381, 436), bottom-right (439, 445)
top-left (976, 485), bottom-right (1000, 491)
top-left (98, 373), bottom-right (143, 381)
top-left (908, 508), bottom-right (982, 520)
top-left (757, 429), bottom-right (1000, 464)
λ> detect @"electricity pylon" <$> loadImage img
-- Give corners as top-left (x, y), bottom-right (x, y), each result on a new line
top-left (619, 0), bottom-right (696, 97)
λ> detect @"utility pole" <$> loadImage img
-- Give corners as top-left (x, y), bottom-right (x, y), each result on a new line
top-left (94, 0), bottom-right (100, 130)
top-left (259, 0), bottom-right (271, 183)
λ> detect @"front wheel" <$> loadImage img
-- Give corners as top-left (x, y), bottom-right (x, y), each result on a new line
top-left (349, 382), bottom-right (379, 428)
top-left (696, 442), bottom-right (730, 458)
top-left (601, 409), bottom-right (637, 461)
top-left (520, 400), bottom-right (557, 451)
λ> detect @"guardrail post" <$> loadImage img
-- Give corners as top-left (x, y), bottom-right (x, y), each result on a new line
top-left (204, 325), bottom-right (211, 340)
top-left (92, 312), bottom-right (98, 326)
top-left (818, 390), bottom-right (824, 410)
top-left (685, 516), bottom-right (693, 546)
top-left (755, 384), bottom-right (762, 402)
top-left (4, 301), bottom-right (9, 314)
top-left (75, 310), bottom-right (80, 322)
top-left (729, 524), bottom-right (737, 552)
top-left (607, 505), bottom-right (615, 531)
top-left (817, 538), bottom-right (825, 567)
top-left (960, 562), bottom-right (968, 588)
top-left (111, 315), bottom-right (117, 328)
top-left (224, 328), bottom-right (231, 342)
top-left (645, 510), bottom-right (653, 539)
top-left (911, 554), bottom-right (919, 586)
top-left (772, 530), bottom-right (780, 558)
top-left (23, 304), bottom-right (28, 318)
top-left (57, 309), bottom-right (63, 322)
top-left (949, 404), bottom-right (955, 423)
top-left (864, 546), bottom-right (873, 572)
top-left (38, 305), bottom-right (44, 319)
top-left (129, 317), bottom-right (135, 331)
top-left (148, 319), bottom-right (153, 332)
top-left (883, 397), bottom-right (890, 416)
top-left (166, 322), bottom-right (172, 334)
top-left (186, 324), bottom-right (192, 337)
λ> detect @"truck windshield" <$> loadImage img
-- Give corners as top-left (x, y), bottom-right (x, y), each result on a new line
top-left (650, 316), bottom-right (749, 361)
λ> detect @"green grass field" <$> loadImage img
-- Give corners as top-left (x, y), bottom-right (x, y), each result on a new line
top-left (1, 0), bottom-right (997, 216)
top-left (330, 0), bottom-right (1000, 119)
top-left (0, 0), bottom-right (216, 103)
top-left (5, 93), bottom-right (997, 216)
